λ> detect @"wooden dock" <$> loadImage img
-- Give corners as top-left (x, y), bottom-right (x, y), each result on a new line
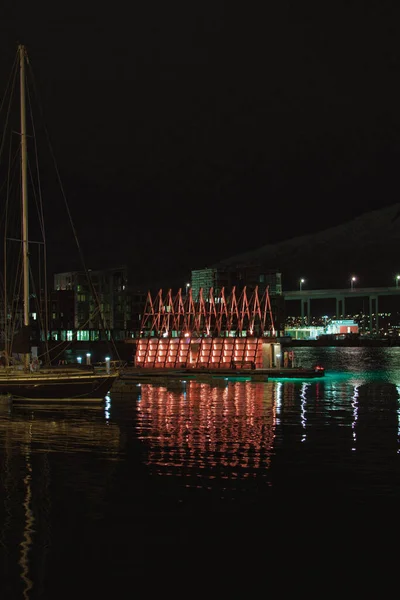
top-left (114, 365), bottom-right (325, 388)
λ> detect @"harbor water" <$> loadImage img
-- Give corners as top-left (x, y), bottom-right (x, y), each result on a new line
top-left (1, 346), bottom-right (400, 597)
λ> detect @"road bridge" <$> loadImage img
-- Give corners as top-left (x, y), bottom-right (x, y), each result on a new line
top-left (284, 286), bottom-right (400, 331)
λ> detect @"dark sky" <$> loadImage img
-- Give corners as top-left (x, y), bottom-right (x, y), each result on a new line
top-left (1, 2), bottom-right (400, 288)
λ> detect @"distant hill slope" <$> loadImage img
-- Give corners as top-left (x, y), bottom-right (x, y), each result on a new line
top-left (213, 203), bottom-right (400, 290)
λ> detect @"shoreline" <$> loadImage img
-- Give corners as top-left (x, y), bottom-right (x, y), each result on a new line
top-left (280, 338), bottom-right (399, 347)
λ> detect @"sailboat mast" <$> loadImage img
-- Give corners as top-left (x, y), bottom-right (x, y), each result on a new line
top-left (19, 45), bottom-right (30, 332)
top-left (19, 45), bottom-right (31, 369)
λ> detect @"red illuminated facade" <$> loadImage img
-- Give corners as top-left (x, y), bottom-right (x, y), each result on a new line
top-left (135, 286), bottom-right (281, 369)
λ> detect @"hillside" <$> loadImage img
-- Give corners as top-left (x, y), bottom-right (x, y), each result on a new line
top-left (213, 203), bottom-right (400, 290)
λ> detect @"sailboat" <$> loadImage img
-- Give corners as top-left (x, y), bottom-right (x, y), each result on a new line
top-left (0, 45), bottom-right (120, 401)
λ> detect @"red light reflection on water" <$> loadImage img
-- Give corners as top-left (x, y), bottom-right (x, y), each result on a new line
top-left (136, 381), bottom-right (280, 484)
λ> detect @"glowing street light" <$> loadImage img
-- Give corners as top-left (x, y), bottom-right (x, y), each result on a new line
top-left (299, 278), bottom-right (305, 291)
top-left (396, 275), bottom-right (400, 288)
top-left (350, 276), bottom-right (357, 290)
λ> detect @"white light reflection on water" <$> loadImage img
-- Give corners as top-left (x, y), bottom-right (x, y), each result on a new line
top-left (104, 395), bottom-right (111, 420)
top-left (274, 381), bottom-right (282, 424)
top-left (351, 385), bottom-right (359, 451)
top-left (300, 382), bottom-right (310, 442)
top-left (182, 380), bottom-right (187, 399)
top-left (19, 424), bottom-right (34, 600)
top-left (397, 385), bottom-right (400, 454)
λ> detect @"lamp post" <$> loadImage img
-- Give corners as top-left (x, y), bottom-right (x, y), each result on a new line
top-left (396, 275), bottom-right (400, 288)
top-left (186, 283), bottom-right (190, 296)
top-left (350, 276), bottom-right (356, 291)
top-left (299, 278), bottom-right (305, 291)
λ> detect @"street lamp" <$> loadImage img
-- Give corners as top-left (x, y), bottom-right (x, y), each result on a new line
top-left (350, 276), bottom-right (356, 290)
top-left (299, 278), bottom-right (305, 291)
top-left (396, 275), bottom-right (400, 288)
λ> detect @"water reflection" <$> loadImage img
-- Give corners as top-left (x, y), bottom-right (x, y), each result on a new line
top-left (290, 346), bottom-right (400, 384)
top-left (0, 401), bottom-right (121, 599)
top-left (136, 381), bottom-right (278, 489)
top-left (351, 385), bottom-right (359, 450)
top-left (133, 377), bottom-right (400, 488)
top-left (1, 349), bottom-right (400, 595)
top-left (300, 382), bottom-right (310, 442)
top-left (19, 426), bottom-right (34, 600)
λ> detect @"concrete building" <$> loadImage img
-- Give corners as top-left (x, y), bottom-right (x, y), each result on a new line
top-left (190, 265), bottom-right (285, 333)
top-left (51, 266), bottom-right (146, 341)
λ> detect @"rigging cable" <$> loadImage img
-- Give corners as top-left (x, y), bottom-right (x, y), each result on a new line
top-left (25, 53), bottom-right (123, 364)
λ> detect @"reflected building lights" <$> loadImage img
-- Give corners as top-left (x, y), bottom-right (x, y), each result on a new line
top-left (275, 382), bottom-right (282, 424)
top-left (136, 380), bottom-right (277, 478)
top-left (397, 385), bottom-right (400, 454)
top-left (104, 395), bottom-right (111, 421)
top-left (300, 383), bottom-right (310, 442)
top-left (0, 404), bottom-right (121, 596)
top-left (136, 383), bottom-right (142, 403)
top-left (20, 432), bottom-right (34, 600)
top-left (351, 385), bottom-right (359, 451)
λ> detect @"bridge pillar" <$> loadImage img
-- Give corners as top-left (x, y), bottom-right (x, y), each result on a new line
top-left (301, 298), bottom-right (310, 324)
top-left (336, 296), bottom-right (344, 317)
top-left (369, 295), bottom-right (379, 333)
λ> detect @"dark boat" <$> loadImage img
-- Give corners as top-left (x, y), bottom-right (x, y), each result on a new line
top-left (0, 367), bottom-right (117, 401)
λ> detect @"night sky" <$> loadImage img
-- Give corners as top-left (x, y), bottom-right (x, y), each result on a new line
top-left (1, 3), bottom-right (400, 289)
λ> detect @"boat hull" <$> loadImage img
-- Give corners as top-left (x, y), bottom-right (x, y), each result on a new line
top-left (0, 371), bottom-right (118, 401)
